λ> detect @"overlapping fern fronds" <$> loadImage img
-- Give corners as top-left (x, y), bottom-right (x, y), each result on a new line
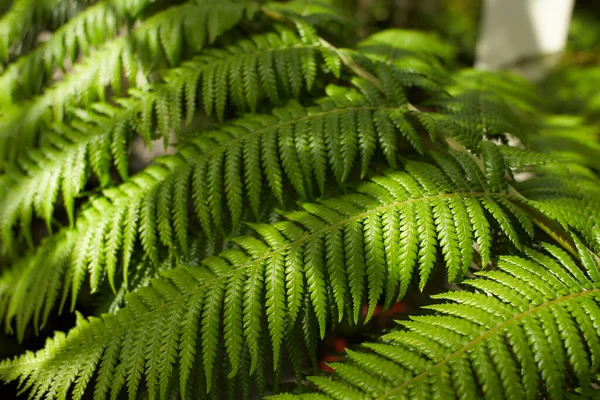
top-left (0, 0), bottom-right (261, 164)
top-left (0, 80), bottom-right (436, 338)
top-left (276, 244), bottom-right (600, 399)
top-left (0, 0), bottom-right (91, 63)
top-left (0, 159), bottom-right (549, 399)
top-left (0, 0), bottom-right (168, 105)
top-left (0, 28), bottom-right (330, 250)
top-left (0, 0), bottom-right (599, 399)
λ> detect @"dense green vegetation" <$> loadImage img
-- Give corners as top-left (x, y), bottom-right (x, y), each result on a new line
top-left (0, 0), bottom-right (598, 398)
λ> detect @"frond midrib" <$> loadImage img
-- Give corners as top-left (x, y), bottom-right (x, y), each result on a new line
top-left (145, 190), bottom-right (512, 298)
top-left (375, 286), bottom-right (600, 400)
top-left (0, 190), bottom-right (521, 380)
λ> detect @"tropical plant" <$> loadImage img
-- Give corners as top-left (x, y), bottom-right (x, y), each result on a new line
top-left (0, 0), bottom-right (598, 399)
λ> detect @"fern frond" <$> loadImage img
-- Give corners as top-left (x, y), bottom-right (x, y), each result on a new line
top-left (0, 0), bottom-right (260, 164)
top-left (449, 68), bottom-right (541, 113)
top-left (347, 46), bottom-right (448, 97)
top-left (0, 0), bottom-right (162, 105)
top-left (275, 244), bottom-right (600, 399)
top-left (498, 146), bottom-right (566, 169)
top-left (0, 158), bottom-right (549, 399)
top-left (0, 29), bottom-right (336, 248)
top-left (0, 83), bottom-right (431, 330)
top-left (1, 10), bottom-right (598, 399)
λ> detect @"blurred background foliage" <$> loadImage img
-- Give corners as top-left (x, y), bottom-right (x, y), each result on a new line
top-left (343, 0), bottom-right (600, 121)
top-left (541, 0), bottom-right (600, 122)
top-left (343, 0), bottom-right (600, 159)
top-left (348, 0), bottom-right (481, 64)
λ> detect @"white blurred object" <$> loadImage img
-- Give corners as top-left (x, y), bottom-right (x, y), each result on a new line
top-left (475, 0), bottom-right (574, 80)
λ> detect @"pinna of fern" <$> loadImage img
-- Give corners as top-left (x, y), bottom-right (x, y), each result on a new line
top-left (0, 154), bottom-right (567, 400)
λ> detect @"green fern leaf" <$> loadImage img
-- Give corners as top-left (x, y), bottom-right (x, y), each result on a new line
top-left (480, 141), bottom-right (508, 193)
top-left (277, 246), bottom-right (600, 399)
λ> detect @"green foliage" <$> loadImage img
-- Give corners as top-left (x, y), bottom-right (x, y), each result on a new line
top-left (0, 0), bottom-right (92, 63)
top-left (274, 245), bottom-right (600, 399)
top-left (0, 1), bottom-right (598, 399)
top-left (0, 0), bottom-right (261, 165)
top-left (0, 0), bottom-right (165, 106)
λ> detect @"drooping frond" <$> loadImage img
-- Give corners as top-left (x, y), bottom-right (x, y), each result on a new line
top-left (498, 145), bottom-right (565, 169)
top-left (0, 0), bottom-right (89, 63)
top-left (0, 0), bottom-right (163, 105)
top-left (0, 159), bottom-right (547, 399)
top-left (449, 68), bottom-right (541, 113)
top-left (0, 0), bottom-right (260, 164)
top-left (0, 83), bottom-right (435, 335)
top-left (275, 244), bottom-right (600, 399)
top-left (0, 29), bottom-right (338, 250)
top-left (262, 0), bottom-right (352, 29)
top-left (339, 32), bottom-right (450, 101)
